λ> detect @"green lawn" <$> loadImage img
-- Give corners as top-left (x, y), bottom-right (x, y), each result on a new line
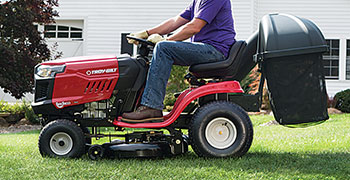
top-left (0, 114), bottom-right (349, 180)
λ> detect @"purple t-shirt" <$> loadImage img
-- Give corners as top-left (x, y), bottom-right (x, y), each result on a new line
top-left (180, 0), bottom-right (236, 58)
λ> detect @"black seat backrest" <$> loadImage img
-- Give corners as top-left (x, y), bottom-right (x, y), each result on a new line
top-left (225, 31), bottom-right (258, 81)
top-left (189, 41), bottom-right (246, 78)
top-left (189, 31), bottom-right (258, 81)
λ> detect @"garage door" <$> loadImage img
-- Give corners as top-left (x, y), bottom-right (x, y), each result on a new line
top-left (41, 20), bottom-right (84, 58)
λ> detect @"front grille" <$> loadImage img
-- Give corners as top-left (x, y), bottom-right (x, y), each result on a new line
top-left (84, 80), bottom-right (114, 94)
top-left (35, 81), bottom-right (49, 102)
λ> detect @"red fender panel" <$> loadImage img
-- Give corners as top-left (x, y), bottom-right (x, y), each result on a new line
top-left (113, 81), bottom-right (244, 128)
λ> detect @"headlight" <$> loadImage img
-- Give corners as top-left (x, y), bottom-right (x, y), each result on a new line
top-left (35, 65), bottom-right (66, 78)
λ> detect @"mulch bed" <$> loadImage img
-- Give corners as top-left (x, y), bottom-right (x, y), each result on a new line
top-left (0, 117), bottom-right (41, 134)
top-left (0, 124), bottom-right (42, 134)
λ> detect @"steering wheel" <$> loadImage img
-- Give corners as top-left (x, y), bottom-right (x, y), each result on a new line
top-left (126, 35), bottom-right (155, 47)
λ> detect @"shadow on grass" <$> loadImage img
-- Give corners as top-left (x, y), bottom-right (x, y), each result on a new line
top-left (240, 152), bottom-right (350, 178)
top-left (81, 151), bottom-right (350, 178)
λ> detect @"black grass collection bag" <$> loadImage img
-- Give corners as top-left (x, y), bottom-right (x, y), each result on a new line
top-left (255, 14), bottom-right (329, 126)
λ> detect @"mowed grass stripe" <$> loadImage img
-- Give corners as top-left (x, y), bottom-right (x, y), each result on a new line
top-left (0, 114), bottom-right (349, 180)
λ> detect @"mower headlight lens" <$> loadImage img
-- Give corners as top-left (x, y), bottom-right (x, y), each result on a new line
top-left (36, 65), bottom-right (65, 78)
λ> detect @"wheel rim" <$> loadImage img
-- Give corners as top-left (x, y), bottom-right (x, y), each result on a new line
top-left (50, 132), bottom-right (73, 155)
top-left (88, 145), bottom-right (104, 160)
top-left (205, 117), bottom-right (237, 149)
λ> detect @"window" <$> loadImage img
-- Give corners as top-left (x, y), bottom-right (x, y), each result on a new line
top-left (347, 40), bottom-right (350, 80)
top-left (323, 39), bottom-right (339, 79)
top-left (44, 25), bottom-right (82, 39)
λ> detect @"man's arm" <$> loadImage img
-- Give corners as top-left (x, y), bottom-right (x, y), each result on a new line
top-left (147, 16), bottom-right (190, 36)
top-left (167, 18), bottom-right (207, 41)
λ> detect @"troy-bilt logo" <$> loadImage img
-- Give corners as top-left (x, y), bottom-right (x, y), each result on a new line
top-left (56, 101), bottom-right (71, 109)
top-left (0, 0), bottom-right (10, 5)
top-left (86, 68), bottom-right (117, 76)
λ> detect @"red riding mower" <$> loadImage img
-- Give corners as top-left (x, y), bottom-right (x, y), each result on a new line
top-left (32, 14), bottom-right (329, 160)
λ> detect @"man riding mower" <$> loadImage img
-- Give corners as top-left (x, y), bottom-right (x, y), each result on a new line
top-left (32, 0), bottom-right (329, 160)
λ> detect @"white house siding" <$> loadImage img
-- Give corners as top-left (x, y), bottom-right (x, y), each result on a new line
top-left (0, 88), bottom-right (33, 104)
top-left (55, 0), bottom-right (256, 55)
top-left (55, 0), bottom-right (191, 56)
top-left (231, 0), bottom-right (256, 40)
top-left (326, 80), bottom-right (350, 97)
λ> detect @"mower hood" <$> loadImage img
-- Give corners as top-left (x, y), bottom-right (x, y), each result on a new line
top-left (40, 54), bottom-right (117, 66)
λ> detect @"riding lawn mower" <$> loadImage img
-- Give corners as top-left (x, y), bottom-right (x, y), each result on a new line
top-left (32, 14), bottom-right (329, 160)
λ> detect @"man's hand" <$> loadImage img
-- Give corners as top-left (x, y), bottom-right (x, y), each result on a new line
top-left (127, 30), bottom-right (149, 45)
top-left (147, 34), bottom-right (166, 44)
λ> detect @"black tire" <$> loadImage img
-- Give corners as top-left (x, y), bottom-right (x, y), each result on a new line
top-left (38, 119), bottom-right (86, 158)
top-left (189, 101), bottom-right (253, 158)
top-left (80, 126), bottom-right (92, 153)
top-left (88, 145), bottom-right (105, 160)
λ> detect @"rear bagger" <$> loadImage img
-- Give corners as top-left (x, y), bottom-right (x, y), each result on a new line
top-left (255, 13), bottom-right (329, 125)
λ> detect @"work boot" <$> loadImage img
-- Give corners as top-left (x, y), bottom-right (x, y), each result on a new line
top-left (121, 106), bottom-right (163, 123)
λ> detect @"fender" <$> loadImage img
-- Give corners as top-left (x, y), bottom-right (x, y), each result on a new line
top-left (113, 81), bottom-right (244, 128)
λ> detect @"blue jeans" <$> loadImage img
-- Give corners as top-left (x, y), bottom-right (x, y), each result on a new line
top-left (141, 41), bottom-right (226, 110)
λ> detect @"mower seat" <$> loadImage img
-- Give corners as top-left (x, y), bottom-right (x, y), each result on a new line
top-left (189, 32), bottom-right (258, 81)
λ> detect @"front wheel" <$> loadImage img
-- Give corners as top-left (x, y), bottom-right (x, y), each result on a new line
top-left (38, 119), bottom-right (86, 158)
top-left (189, 101), bottom-right (253, 157)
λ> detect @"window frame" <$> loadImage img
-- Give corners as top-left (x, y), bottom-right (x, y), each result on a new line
top-left (43, 24), bottom-right (83, 39)
top-left (346, 39), bottom-right (350, 80)
top-left (323, 39), bottom-right (340, 80)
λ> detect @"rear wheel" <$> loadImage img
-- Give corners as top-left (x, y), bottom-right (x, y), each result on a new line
top-left (189, 101), bottom-right (253, 157)
top-left (38, 119), bottom-right (86, 158)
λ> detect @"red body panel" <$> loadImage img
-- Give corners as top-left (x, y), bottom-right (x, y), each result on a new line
top-left (45, 55), bottom-right (119, 109)
top-left (113, 81), bottom-right (244, 128)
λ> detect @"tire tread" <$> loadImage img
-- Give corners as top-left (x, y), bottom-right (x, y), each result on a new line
top-left (189, 101), bottom-right (253, 157)
top-left (38, 119), bottom-right (85, 158)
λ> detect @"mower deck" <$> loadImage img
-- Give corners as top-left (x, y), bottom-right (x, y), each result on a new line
top-left (87, 131), bottom-right (189, 160)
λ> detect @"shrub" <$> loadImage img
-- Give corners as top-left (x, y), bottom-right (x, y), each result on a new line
top-left (164, 66), bottom-right (188, 109)
top-left (240, 66), bottom-right (271, 111)
top-left (0, 100), bottom-right (24, 123)
top-left (0, 100), bottom-right (7, 112)
top-left (240, 66), bottom-right (260, 94)
top-left (164, 93), bottom-right (177, 111)
top-left (0, 100), bottom-right (24, 114)
top-left (334, 89), bottom-right (350, 113)
top-left (327, 94), bottom-right (337, 108)
top-left (22, 100), bottom-right (39, 124)
top-left (0, 100), bottom-right (38, 124)
top-left (167, 66), bottom-right (188, 94)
